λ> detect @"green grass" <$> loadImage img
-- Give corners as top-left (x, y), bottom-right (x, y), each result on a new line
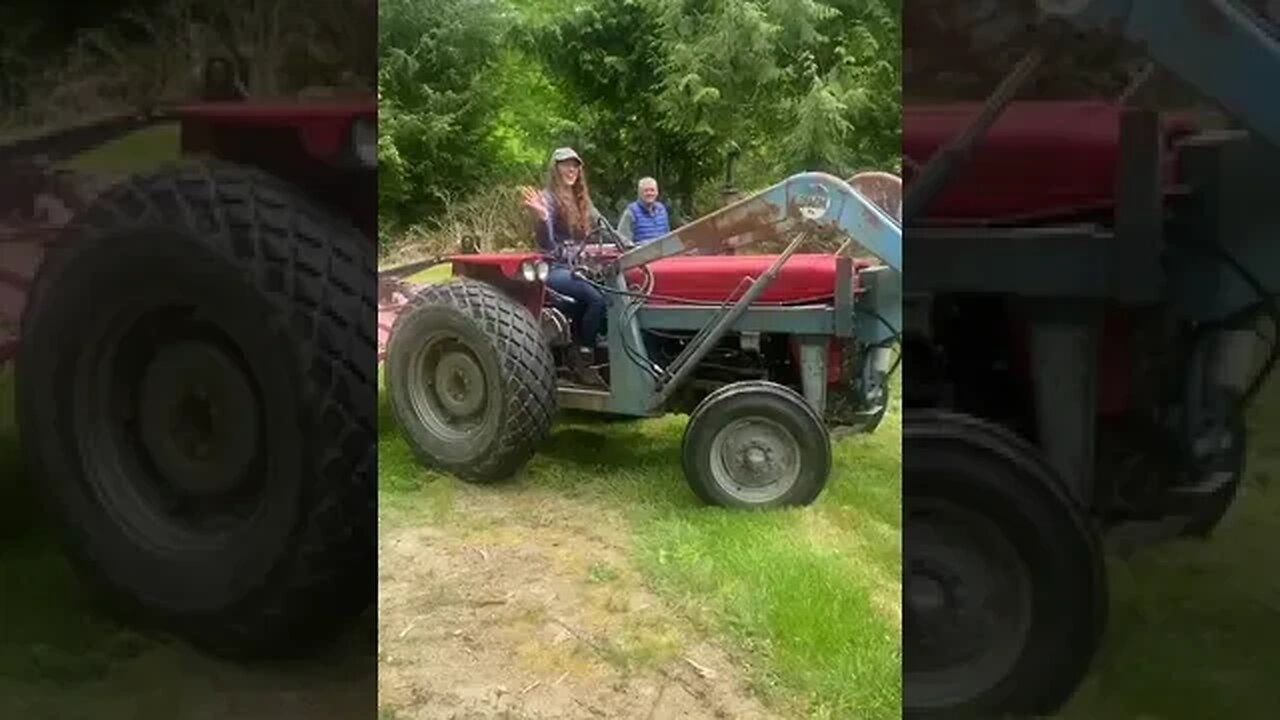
top-left (379, 408), bottom-right (902, 719)
top-left (0, 370), bottom-right (159, 689)
top-left (1057, 380), bottom-right (1280, 719)
top-left (631, 423), bottom-right (901, 719)
top-left (60, 123), bottom-right (180, 175)
top-left (404, 262), bottom-right (454, 285)
top-left (377, 268), bottom-right (903, 718)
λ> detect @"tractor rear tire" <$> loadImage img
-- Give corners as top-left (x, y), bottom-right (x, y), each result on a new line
top-left (15, 161), bottom-right (376, 659)
top-left (385, 278), bottom-right (557, 482)
top-left (682, 381), bottom-right (831, 509)
top-left (903, 409), bottom-right (1107, 719)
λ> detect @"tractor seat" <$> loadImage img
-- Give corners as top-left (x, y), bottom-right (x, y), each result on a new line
top-left (628, 254), bottom-right (876, 306)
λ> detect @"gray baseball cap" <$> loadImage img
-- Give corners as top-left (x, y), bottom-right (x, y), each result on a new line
top-left (551, 147), bottom-right (582, 164)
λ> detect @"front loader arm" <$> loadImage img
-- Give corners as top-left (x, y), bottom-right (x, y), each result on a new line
top-left (615, 171), bottom-right (902, 274)
top-left (1040, 0), bottom-right (1280, 150)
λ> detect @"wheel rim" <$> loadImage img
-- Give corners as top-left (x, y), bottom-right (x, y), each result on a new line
top-left (904, 496), bottom-right (1034, 709)
top-left (137, 339), bottom-right (259, 496)
top-left (707, 416), bottom-right (802, 504)
top-left (76, 304), bottom-right (267, 552)
top-left (406, 331), bottom-right (493, 443)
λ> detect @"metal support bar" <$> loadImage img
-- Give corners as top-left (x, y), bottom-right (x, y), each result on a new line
top-left (797, 336), bottom-right (830, 416)
top-left (378, 256), bottom-right (447, 280)
top-left (1112, 107), bottom-right (1165, 303)
top-left (1042, 0), bottom-right (1280, 151)
top-left (0, 110), bottom-right (173, 166)
top-left (903, 225), bottom-right (1142, 299)
top-left (636, 305), bottom-right (836, 334)
top-left (1026, 300), bottom-right (1102, 506)
top-left (856, 266), bottom-right (901, 346)
top-left (834, 255), bottom-right (855, 338)
top-left (649, 231), bottom-right (810, 411)
top-left (903, 48), bottom-right (1045, 225)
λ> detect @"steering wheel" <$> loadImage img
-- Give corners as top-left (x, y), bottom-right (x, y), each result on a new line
top-left (587, 216), bottom-right (633, 253)
top-left (562, 217), bottom-right (630, 283)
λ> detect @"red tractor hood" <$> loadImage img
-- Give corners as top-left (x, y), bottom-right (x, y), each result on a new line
top-left (633, 254), bottom-right (877, 306)
top-left (903, 100), bottom-right (1203, 223)
top-left (446, 252), bottom-right (877, 305)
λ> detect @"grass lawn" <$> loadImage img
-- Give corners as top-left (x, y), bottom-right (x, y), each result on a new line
top-left (0, 370), bottom-right (166, 709)
top-left (60, 123), bottom-right (180, 175)
top-left (1057, 377), bottom-right (1280, 719)
top-left (377, 269), bottom-right (903, 719)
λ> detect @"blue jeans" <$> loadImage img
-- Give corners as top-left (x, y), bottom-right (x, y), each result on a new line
top-left (546, 266), bottom-right (604, 348)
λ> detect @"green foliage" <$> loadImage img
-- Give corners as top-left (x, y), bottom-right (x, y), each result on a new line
top-left (486, 48), bottom-right (580, 183)
top-left (377, 0), bottom-right (512, 234)
top-left (531, 0), bottom-right (713, 217)
top-left (379, 0), bottom-right (901, 248)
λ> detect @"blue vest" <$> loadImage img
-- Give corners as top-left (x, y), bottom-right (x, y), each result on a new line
top-left (628, 201), bottom-right (670, 243)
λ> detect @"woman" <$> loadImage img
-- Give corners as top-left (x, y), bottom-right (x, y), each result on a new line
top-left (520, 147), bottom-right (607, 387)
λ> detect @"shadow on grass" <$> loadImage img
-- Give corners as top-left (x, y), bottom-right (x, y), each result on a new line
top-left (1057, 381), bottom-right (1280, 719)
top-left (376, 383), bottom-right (696, 504)
top-left (540, 422), bottom-right (681, 470)
top-left (0, 372), bottom-right (376, 717)
top-left (377, 383), bottom-right (900, 519)
top-left (0, 429), bottom-right (153, 686)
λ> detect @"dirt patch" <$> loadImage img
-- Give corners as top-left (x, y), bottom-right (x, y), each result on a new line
top-left (378, 488), bottom-right (787, 720)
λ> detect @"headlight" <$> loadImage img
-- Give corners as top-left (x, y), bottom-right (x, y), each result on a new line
top-left (351, 117), bottom-right (376, 167)
top-left (520, 260), bottom-right (537, 282)
top-left (535, 260), bottom-right (549, 281)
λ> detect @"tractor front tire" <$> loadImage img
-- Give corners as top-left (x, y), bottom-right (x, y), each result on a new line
top-left (903, 409), bottom-right (1107, 719)
top-left (681, 381), bottom-right (831, 509)
top-left (385, 278), bottom-right (557, 482)
top-left (16, 161), bottom-right (376, 659)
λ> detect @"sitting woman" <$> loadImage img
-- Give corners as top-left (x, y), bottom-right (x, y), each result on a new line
top-left (519, 146), bottom-right (607, 387)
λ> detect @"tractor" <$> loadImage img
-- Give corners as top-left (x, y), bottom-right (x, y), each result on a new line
top-left (2, 80), bottom-right (377, 656)
top-left (379, 171), bottom-right (901, 510)
top-left (901, 1), bottom-right (1280, 717)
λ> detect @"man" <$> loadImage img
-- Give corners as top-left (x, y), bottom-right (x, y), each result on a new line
top-left (617, 176), bottom-right (671, 245)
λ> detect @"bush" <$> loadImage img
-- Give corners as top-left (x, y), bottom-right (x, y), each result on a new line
top-left (381, 184), bottom-right (539, 264)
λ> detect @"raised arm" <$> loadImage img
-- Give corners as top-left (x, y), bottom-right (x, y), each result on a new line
top-left (520, 187), bottom-right (558, 255)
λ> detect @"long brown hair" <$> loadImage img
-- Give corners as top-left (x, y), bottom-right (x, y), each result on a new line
top-left (546, 161), bottom-right (594, 240)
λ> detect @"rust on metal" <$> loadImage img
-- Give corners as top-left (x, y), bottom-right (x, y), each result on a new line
top-left (557, 385), bottom-right (613, 412)
top-left (671, 197), bottom-right (782, 252)
top-left (848, 171), bottom-right (902, 222)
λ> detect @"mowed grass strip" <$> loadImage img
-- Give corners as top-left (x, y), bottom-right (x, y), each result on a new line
top-left (377, 267), bottom-right (903, 719)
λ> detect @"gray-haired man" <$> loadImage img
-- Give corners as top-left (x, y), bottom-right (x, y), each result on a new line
top-left (617, 176), bottom-right (671, 245)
